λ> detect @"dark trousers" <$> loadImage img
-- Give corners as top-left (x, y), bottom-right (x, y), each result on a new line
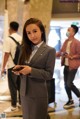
top-left (47, 78), bottom-right (55, 103)
top-left (64, 66), bottom-right (80, 100)
top-left (8, 67), bottom-right (21, 107)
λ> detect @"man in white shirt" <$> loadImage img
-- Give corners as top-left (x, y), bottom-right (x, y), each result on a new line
top-left (1, 21), bottom-right (22, 112)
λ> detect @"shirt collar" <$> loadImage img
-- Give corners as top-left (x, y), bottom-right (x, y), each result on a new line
top-left (36, 41), bottom-right (43, 48)
top-left (33, 41), bottom-right (44, 50)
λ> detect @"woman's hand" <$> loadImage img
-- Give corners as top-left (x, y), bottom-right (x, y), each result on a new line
top-left (19, 66), bottom-right (32, 75)
top-left (12, 65), bottom-right (22, 75)
top-left (12, 65), bottom-right (32, 75)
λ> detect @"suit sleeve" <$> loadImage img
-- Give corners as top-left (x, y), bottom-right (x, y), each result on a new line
top-left (30, 48), bottom-right (56, 81)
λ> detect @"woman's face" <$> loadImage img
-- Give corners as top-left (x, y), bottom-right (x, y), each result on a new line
top-left (26, 24), bottom-right (42, 45)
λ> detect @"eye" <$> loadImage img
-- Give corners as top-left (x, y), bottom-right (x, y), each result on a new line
top-left (33, 30), bottom-right (37, 33)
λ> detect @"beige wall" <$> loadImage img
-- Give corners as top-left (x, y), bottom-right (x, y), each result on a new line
top-left (29, 0), bottom-right (53, 42)
top-left (0, 0), bottom-right (5, 15)
top-left (7, 0), bottom-right (23, 34)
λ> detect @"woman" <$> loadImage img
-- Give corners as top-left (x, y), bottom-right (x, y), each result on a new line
top-left (13, 18), bottom-right (56, 119)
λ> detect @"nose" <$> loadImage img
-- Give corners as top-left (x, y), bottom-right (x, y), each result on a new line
top-left (30, 33), bottom-right (35, 38)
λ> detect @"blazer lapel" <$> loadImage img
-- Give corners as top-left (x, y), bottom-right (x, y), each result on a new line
top-left (29, 42), bottom-right (46, 65)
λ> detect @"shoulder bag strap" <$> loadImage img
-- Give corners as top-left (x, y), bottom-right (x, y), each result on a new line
top-left (9, 36), bottom-right (20, 45)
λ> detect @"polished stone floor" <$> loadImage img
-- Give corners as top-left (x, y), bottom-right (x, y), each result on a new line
top-left (0, 77), bottom-right (80, 119)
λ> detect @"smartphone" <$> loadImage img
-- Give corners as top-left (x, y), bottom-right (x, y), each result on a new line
top-left (12, 67), bottom-right (23, 72)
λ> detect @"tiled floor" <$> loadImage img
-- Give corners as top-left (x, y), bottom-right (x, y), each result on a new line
top-left (0, 77), bottom-right (80, 119)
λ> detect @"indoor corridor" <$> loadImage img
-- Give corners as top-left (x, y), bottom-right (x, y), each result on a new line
top-left (0, 0), bottom-right (80, 119)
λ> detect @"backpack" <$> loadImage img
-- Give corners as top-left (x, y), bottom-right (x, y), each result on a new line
top-left (9, 36), bottom-right (21, 65)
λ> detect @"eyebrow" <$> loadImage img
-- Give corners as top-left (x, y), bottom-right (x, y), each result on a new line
top-left (26, 28), bottom-right (38, 32)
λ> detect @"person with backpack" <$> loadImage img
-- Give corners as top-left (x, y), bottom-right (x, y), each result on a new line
top-left (1, 21), bottom-right (22, 112)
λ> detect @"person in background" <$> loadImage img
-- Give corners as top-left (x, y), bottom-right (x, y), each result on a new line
top-left (1, 21), bottom-right (22, 112)
top-left (56, 24), bottom-right (80, 108)
top-left (13, 18), bottom-right (56, 119)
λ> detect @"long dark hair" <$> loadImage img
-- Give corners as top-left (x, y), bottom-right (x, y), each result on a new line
top-left (19, 18), bottom-right (46, 64)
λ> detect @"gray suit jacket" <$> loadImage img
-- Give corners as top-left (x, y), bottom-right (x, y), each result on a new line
top-left (20, 42), bottom-right (56, 98)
